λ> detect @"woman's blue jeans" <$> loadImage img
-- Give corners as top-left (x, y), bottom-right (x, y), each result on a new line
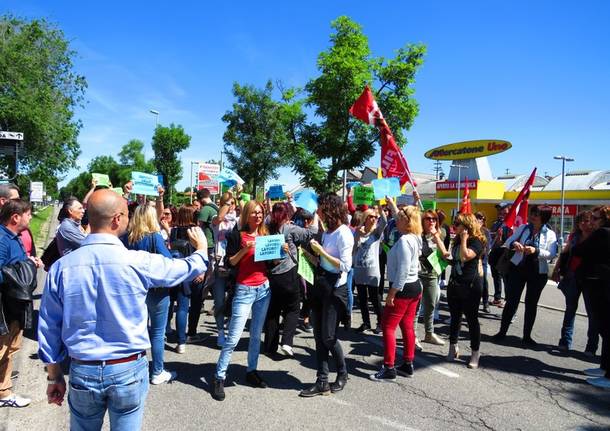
top-left (146, 289), bottom-right (170, 376)
top-left (213, 275), bottom-right (227, 332)
top-left (215, 282), bottom-right (270, 380)
top-left (166, 286), bottom-right (190, 345)
top-left (559, 273), bottom-right (599, 352)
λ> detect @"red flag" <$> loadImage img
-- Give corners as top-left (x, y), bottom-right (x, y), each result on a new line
top-left (349, 86), bottom-right (383, 125)
top-left (459, 178), bottom-right (472, 214)
top-left (505, 168), bottom-right (537, 229)
top-left (349, 87), bottom-right (416, 186)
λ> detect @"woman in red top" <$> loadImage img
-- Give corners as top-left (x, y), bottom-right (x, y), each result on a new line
top-left (212, 201), bottom-right (271, 401)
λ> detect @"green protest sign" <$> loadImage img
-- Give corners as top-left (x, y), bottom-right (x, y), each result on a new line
top-left (92, 173), bottom-right (110, 188)
top-left (427, 249), bottom-right (449, 275)
top-left (111, 187), bottom-right (124, 196)
top-left (422, 200), bottom-right (437, 211)
top-left (298, 247), bottom-right (315, 285)
top-left (240, 193), bottom-right (251, 202)
top-left (352, 186), bottom-right (375, 205)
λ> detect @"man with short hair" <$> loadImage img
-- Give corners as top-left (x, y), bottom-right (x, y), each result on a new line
top-left (489, 204), bottom-right (512, 306)
top-left (0, 184), bottom-right (19, 206)
top-left (38, 189), bottom-right (208, 430)
top-left (0, 199), bottom-right (41, 408)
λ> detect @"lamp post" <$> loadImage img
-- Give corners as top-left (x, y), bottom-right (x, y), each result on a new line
top-left (451, 163), bottom-right (468, 215)
top-left (149, 109), bottom-right (159, 127)
top-left (553, 155), bottom-right (574, 248)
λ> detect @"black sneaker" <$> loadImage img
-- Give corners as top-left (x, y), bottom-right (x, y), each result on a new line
top-left (300, 321), bottom-right (313, 333)
top-left (330, 374), bottom-right (348, 393)
top-left (246, 370), bottom-right (267, 388)
top-left (356, 323), bottom-right (371, 333)
top-left (396, 362), bottom-right (414, 378)
top-left (369, 366), bottom-right (397, 382)
top-left (522, 337), bottom-right (538, 348)
top-left (492, 331), bottom-right (507, 342)
top-left (212, 378), bottom-right (225, 401)
top-left (299, 380), bottom-right (331, 397)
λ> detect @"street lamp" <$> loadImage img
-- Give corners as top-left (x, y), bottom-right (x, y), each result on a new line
top-left (149, 109), bottom-right (159, 127)
top-left (553, 155), bottom-right (574, 247)
top-left (451, 163), bottom-right (468, 215)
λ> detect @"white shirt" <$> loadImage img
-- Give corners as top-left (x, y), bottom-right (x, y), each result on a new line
top-left (320, 224), bottom-right (354, 287)
top-left (387, 233), bottom-right (421, 290)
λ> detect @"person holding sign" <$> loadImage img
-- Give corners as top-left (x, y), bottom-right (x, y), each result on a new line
top-left (416, 210), bottom-right (450, 346)
top-left (212, 201), bottom-right (271, 401)
top-left (353, 208), bottom-right (387, 334)
top-left (300, 194), bottom-right (353, 398)
top-left (446, 213), bottom-right (487, 369)
top-left (370, 206), bottom-right (423, 382)
top-left (264, 203), bottom-right (318, 358)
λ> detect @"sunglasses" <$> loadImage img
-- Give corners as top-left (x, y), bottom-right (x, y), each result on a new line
top-left (368, 215), bottom-right (379, 220)
top-left (423, 217), bottom-right (437, 222)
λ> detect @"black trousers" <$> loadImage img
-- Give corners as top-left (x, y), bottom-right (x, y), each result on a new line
top-left (264, 267), bottom-right (301, 352)
top-left (187, 279), bottom-right (204, 336)
top-left (378, 249), bottom-right (387, 298)
top-left (500, 267), bottom-right (548, 338)
top-left (489, 248), bottom-right (505, 300)
top-left (356, 284), bottom-right (382, 327)
top-left (447, 277), bottom-right (482, 350)
top-left (585, 279), bottom-right (610, 377)
top-left (310, 278), bottom-right (347, 383)
top-left (300, 278), bottom-right (312, 320)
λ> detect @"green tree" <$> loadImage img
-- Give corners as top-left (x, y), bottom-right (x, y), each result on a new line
top-left (118, 139), bottom-right (155, 185)
top-left (222, 81), bottom-right (293, 193)
top-left (0, 15), bottom-right (86, 186)
top-left (151, 124), bottom-right (191, 203)
top-left (290, 16), bottom-right (426, 192)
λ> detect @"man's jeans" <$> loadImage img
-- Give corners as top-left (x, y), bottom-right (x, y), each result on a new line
top-left (215, 282), bottom-right (270, 380)
top-left (69, 356), bottom-right (149, 431)
top-left (146, 289), bottom-right (170, 376)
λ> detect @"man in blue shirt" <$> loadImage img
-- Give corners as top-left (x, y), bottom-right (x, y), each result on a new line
top-left (38, 189), bottom-right (208, 430)
top-left (0, 199), bottom-right (41, 408)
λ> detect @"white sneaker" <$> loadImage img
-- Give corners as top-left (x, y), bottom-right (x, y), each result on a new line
top-left (151, 370), bottom-right (177, 385)
top-left (176, 344), bottom-right (186, 354)
top-left (0, 394), bottom-right (31, 408)
top-left (217, 331), bottom-right (226, 348)
top-left (280, 344), bottom-right (294, 357)
top-left (584, 368), bottom-right (605, 377)
top-left (587, 377), bottom-right (610, 389)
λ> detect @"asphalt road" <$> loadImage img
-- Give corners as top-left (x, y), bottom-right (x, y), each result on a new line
top-left (3, 214), bottom-right (609, 430)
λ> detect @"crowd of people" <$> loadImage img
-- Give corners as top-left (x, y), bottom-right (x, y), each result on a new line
top-left (0, 180), bottom-right (608, 431)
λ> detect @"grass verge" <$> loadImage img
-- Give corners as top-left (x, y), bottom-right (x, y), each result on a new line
top-left (30, 206), bottom-right (53, 245)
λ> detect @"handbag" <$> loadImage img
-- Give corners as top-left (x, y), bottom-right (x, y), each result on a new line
top-left (495, 248), bottom-right (514, 276)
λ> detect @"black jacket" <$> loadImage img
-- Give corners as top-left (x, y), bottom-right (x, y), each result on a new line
top-left (0, 259), bottom-right (38, 335)
top-left (573, 227), bottom-right (610, 282)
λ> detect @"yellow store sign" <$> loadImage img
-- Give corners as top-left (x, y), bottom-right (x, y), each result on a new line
top-left (425, 140), bottom-right (511, 160)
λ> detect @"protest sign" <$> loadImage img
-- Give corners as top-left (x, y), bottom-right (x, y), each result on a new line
top-left (92, 173), bottom-right (110, 188)
top-left (294, 188), bottom-right (318, 214)
top-left (422, 200), bottom-right (437, 211)
top-left (297, 247), bottom-right (315, 285)
top-left (240, 193), bottom-right (251, 202)
top-left (131, 172), bottom-right (161, 196)
top-left (427, 250), bottom-right (449, 275)
top-left (111, 187), bottom-right (124, 196)
top-left (268, 185), bottom-right (285, 200)
top-left (387, 177), bottom-right (401, 197)
top-left (254, 234), bottom-right (285, 262)
top-left (352, 186), bottom-right (375, 205)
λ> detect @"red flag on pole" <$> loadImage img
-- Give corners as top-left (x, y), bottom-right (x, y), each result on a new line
top-left (505, 168), bottom-right (537, 229)
top-left (460, 177), bottom-right (472, 214)
top-left (348, 86), bottom-right (383, 125)
top-left (350, 87), bottom-right (416, 186)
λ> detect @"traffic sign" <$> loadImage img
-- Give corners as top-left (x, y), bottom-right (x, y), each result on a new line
top-left (0, 131), bottom-right (24, 140)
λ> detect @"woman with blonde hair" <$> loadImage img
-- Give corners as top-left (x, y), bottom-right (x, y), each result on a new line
top-left (212, 200), bottom-right (271, 401)
top-left (353, 207), bottom-right (387, 333)
top-left (370, 205), bottom-right (423, 381)
top-left (447, 213), bottom-right (487, 369)
top-left (126, 204), bottom-right (176, 385)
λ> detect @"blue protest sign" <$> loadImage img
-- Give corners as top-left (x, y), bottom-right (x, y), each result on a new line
top-left (254, 234), bottom-right (285, 262)
top-left (131, 172), bottom-right (160, 196)
top-left (387, 177), bottom-right (401, 197)
top-left (268, 185), bottom-right (285, 200)
top-left (215, 167), bottom-right (244, 185)
top-left (371, 179), bottom-right (390, 200)
top-left (294, 188), bottom-right (318, 214)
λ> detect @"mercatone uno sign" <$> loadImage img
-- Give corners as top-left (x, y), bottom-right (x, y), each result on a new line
top-left (425, 140), bottom-right (511, 160)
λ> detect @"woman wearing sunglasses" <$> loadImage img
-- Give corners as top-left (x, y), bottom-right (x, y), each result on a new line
top-left (447, 213), bottom-right (487, 369)
top-left (353, 208), bottom-right (387, 334)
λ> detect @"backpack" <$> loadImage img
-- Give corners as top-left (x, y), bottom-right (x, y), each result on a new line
top-left (40, 237), bottom-right (61, 271)
top-left (169, 227), bottom-right (195, 258)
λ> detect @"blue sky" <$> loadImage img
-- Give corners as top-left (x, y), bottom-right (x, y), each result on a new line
top-left (3, 1), bottom-right (609, 190)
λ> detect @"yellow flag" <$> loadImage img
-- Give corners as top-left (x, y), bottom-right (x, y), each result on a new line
top-left (377, 167), bottom-right (386, 205)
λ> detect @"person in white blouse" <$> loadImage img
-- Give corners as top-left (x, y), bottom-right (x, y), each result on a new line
top-left (300, 194), bottom-right (354, 398)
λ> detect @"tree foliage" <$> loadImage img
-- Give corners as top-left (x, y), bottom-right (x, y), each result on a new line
top-left (222, 81), bottom-right (293, 192)
top-left (291, 16), bottom-right (426, 192)
top-left (151, 124), bottom-right (191, 202)
top-left (0, 15), bottom-right (87, 194)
